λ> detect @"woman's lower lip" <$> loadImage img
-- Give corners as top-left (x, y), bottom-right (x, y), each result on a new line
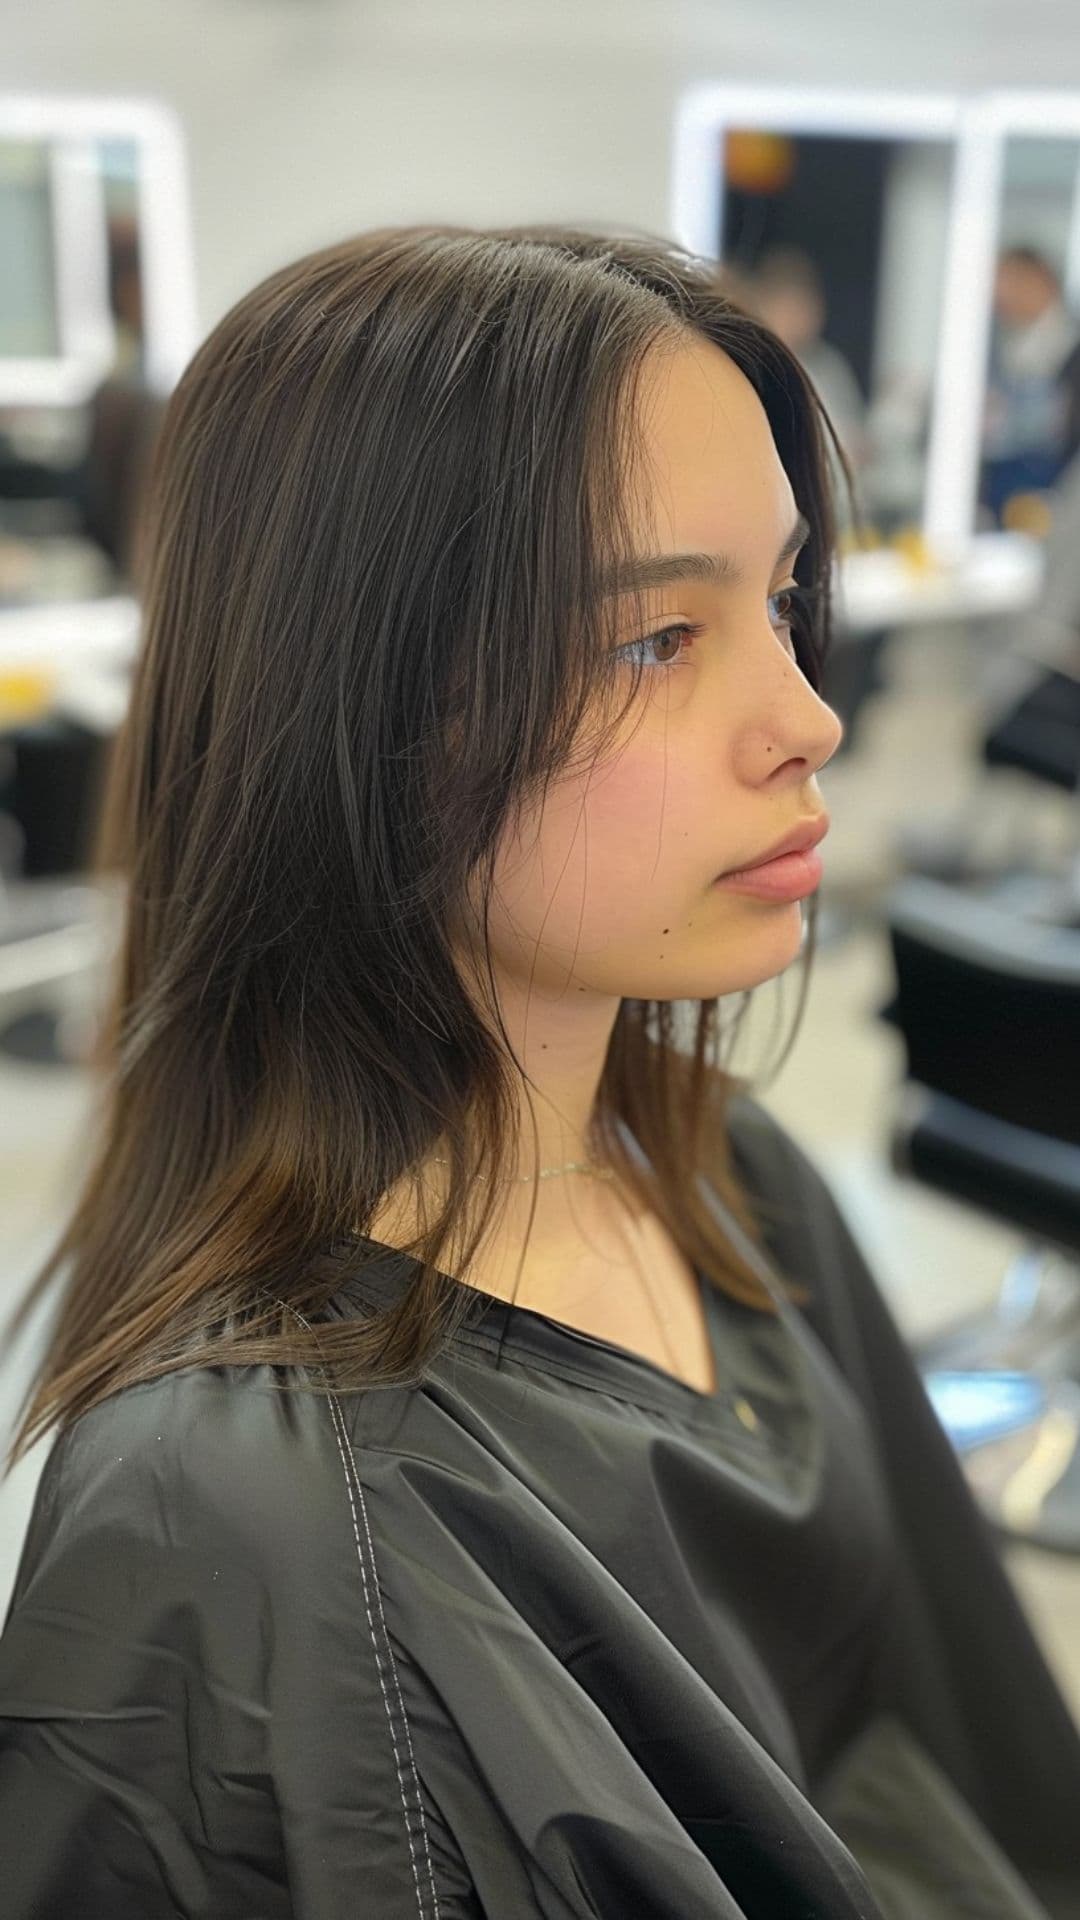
top-left (713, 847), bottom-right (824, 900)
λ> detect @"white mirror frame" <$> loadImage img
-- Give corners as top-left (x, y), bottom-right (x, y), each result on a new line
top-left (955, 93), bottom-right (1080, 550)
top-left (0, 94), bottom-right (198, 408)
top-left (669, 85), bottom-right (1080, 561)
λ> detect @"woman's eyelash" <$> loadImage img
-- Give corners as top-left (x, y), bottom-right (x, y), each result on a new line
top-left (616, 620), bottom-right (706, 671)
top-left (615, 585), bottom-right (820, 673)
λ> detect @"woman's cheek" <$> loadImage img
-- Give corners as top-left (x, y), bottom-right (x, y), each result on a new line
top-left (497, 731), bottom-right (707, 929)
top-left (583, 738), bottom-right (705, 872)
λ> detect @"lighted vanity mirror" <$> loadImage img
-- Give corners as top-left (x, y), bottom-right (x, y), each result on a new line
top-left (670, 88), bottom-right (963, 552)
top-left (0, 97), bottom-right (197, 589)
top-left (977, 131), bottom-right (1080, 535)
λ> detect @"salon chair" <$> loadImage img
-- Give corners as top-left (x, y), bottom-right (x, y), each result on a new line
top-left (976, 658), bottom-right (1080, 925)
top-left (0, 382), bottom-right (159, 1065)
top-left (895, 646), bottom-right (1080, 927)
top-left (0, 718), bottom-right (114, 1066)
top-left (878, 874), bottom-right (1080, 1553)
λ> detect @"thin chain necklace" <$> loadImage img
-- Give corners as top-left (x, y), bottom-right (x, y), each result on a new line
top-left (425, 1155), bottom-right (684, 1379)
top-left (430, 1154), bottom-right (615, 1182)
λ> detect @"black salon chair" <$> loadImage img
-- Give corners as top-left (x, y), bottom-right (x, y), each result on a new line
top-left (0, 380), bottom-right (158, 1064)
top-left (976, 658), bottom-right (1080, 925)
top-left (0, 717), bottom-right (114, 1066)
top-left (896, 650), bottom-right (1080, 926)
top-left (878, 873), bottom-right (1080, 1553)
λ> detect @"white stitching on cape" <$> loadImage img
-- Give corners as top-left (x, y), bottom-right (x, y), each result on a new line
top-left (283, 1303), bottom-right (441, 1919)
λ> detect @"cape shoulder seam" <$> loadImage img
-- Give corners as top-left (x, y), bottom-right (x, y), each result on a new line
top-left (281, 1299), bottom-right (444, 1919)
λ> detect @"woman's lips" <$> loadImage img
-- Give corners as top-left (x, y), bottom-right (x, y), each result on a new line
top-left (713, 846), bottom-right (825, 900)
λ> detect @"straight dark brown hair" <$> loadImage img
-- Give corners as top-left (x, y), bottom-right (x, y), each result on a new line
top-left (5, 223), bottom-right (854, 1470)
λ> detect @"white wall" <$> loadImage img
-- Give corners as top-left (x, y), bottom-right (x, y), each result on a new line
top-left (6, 0), bottom-right (1080, 339)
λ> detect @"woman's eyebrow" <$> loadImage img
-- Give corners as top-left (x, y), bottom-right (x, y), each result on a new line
top-left (601, 510), bottom-right (811, 596)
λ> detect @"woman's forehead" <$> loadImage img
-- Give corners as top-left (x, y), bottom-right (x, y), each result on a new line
top-left (629, 339), bottom-right (795, 554)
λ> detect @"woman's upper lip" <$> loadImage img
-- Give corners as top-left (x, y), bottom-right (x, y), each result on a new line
top-left (724, 813), bottom-right (830, 874)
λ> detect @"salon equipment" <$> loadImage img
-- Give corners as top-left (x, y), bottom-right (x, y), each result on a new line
top-left (879, 873), bottom-right (1080, 1551)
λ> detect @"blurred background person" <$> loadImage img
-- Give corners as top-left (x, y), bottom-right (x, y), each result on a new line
top-left (980, 245), bottom-right (1080, 528)
top-left (746, 244), bottom-right (872, 530)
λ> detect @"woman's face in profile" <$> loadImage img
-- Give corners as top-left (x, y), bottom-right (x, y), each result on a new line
top-left (478, 334), bottom-right (844, 1012)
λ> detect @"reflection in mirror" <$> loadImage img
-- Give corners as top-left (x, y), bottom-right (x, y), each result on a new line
top-left (100, 139), bottom-right (145, 385)
top-left (978, 136), bottom-right (1080, 538)
top-left (718, 127), bottom-right (954, 546)
top-left (0, 140), bottom-right (64, 361)
top-left (0, 104), bottom-right (195, 606)
top-left (0, 134), bottom-right (114, 399)
top-left (0, 103), bottom-right (195, 1075)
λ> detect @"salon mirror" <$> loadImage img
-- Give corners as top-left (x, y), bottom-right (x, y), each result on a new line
top-left (717, 124), bottom-right (955, 544)
top-left (670, 89), bottom-right (975, 562)
top-left (977, 132), bottom-right (1080, 536)
top-left (0, 99), bottom-right (197, 602)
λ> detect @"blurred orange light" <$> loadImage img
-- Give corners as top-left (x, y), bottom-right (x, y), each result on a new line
top-left (724, 130), bottom-right (796, 195)
top-left (1002, 491), bottom-right (1054, 539)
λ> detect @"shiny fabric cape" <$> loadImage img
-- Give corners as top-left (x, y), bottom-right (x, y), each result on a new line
top-left (2, 1095), bottom-right (1079, 1918)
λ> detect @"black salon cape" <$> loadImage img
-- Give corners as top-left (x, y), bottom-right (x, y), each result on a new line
top-left (2, 1095), bottom-right (1080, 1920)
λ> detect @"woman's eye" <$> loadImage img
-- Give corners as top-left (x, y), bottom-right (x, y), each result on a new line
top-left (770, 584), bottom-right (817, 661)
top-left (769, 586), bottom-right (802, 635)
top-left (614, 586), bottom-right (814, 677)
top-left (614, 623), bottom-right (700, 672)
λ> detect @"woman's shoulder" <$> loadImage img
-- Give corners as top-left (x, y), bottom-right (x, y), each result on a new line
top-left (7, 1361), bottom-right (360, 1627)
top-left (54, 1359), bottom-right (331, 1490)
top-left (0, 1369), bottom-right (438, 1917)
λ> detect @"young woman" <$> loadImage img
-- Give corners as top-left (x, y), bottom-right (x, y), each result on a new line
top-left (1, 224), bottom-right (1078, 1920)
